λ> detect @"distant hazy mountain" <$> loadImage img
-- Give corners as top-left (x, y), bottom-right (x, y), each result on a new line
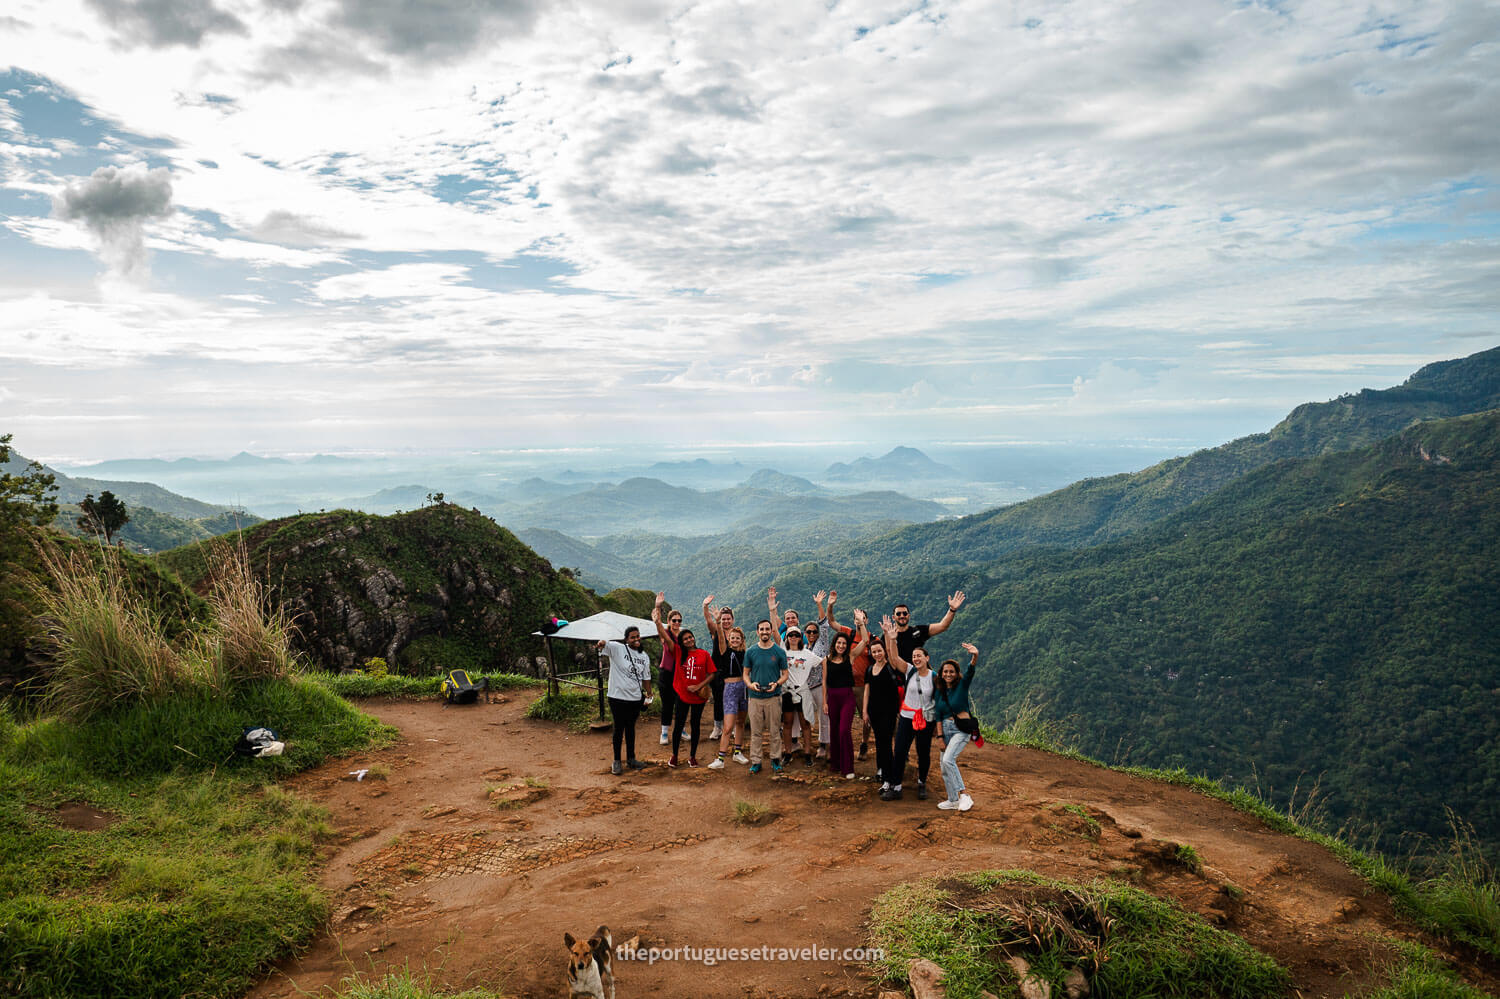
top-left (497, 476), bottom-right (946, 536)
top-left (739, 469), bottom-right (827, 495)
top-left (3, 449), bottom-right (252, 521)
top-left (824, 445), bottom-right (960, 483)
top-left (71, 450), bottom-right (292, 478)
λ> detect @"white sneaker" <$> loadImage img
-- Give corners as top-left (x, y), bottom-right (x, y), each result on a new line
top-left (708, 757), bottom-right (726, 770)
top-left (659, 729), bottom-right (669, 745)
top-left (710, 726), bottom-right (723, 740)
top-left (938, 800), bottom-right (957, 810)
top-left (958, 793), bottom-right (974, 811)
top-left (844, 773), bottom-right (856, 780)
top-left (732, 751), bottom-right (750, 765)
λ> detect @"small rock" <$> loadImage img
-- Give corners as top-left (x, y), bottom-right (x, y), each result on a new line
top-left (1063, 967), bottom-right (1089, 998)
top-left (1019, 976), bottom-right (1051, 999)
top-left (1008, 956), bottom-right (1031, 978)
top-left (908, 958), bottom-right (947, 999)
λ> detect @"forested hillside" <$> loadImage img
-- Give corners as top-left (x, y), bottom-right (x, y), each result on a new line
top-left (765, 411), bottom-right (1500, 858)
top-left (832, 346), bottom-right (1500, 574)
top-left (160, 505), bottom-right (617, 673)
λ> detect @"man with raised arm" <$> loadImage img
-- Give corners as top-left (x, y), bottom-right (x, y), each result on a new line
top-left (743, 598), bottom-right (790, 777)
top-left (891, 591), bottom-right (967, 665)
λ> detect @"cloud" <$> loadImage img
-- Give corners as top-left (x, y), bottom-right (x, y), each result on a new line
top-left (248, 210), bottom-right (361, 246)
top-left (52, 165), bottom-right (174, 281)
top-left (85, 0), bottom-right (246, 47)
top-left (329, 0), bottom-right (541, 59)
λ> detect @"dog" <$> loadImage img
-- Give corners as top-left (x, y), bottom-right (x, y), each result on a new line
top-left (564, 924), bottom-right (613, 999)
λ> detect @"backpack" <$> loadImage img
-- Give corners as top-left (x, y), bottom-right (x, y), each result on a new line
top-left (234, 726), bottom-right (283, 757)
top-left (440, 669), bottom-right (488, 705)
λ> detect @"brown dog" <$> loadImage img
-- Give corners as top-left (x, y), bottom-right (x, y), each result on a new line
top-left (564, 924), bottom-right (613, 999)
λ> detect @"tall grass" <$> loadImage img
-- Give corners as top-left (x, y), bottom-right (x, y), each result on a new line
top-left (31, 539), bottom-right (305, 722)
top-left (32, 543), bottom-right (199, 721)
top-left (1418, 812), bottom-right (1500, 956)
top-left (200, 538), bottom-right (302, 685)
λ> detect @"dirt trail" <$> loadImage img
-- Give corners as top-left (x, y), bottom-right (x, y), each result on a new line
top-left (247, 696), bottom-right (1494, 999)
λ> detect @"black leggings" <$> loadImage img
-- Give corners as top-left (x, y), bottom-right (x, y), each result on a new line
top-left (609, 697), bottom-right (642, 761)
top-left (891, 714), bottom-right (934, 788)
top-left (710, 674), bottom-right (725, 723)
top-left (672, 699), bottom-right (706, 759)
top-left (658, 668), bottom-right (677, 727)
top-left (870, 708), bottom-right (897, 785)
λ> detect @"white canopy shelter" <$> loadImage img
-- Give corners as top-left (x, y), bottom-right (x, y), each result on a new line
top-left (532, 611), bottom-right (659, 642)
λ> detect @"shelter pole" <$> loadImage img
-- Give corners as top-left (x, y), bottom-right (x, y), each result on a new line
top-left (546, 636), bottom-right (557, 698)
top-left (595, 647), bottom-right (607, 720)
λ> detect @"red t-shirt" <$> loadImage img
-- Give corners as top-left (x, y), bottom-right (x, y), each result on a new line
top-left (672, 648), bottom-right (717, 704)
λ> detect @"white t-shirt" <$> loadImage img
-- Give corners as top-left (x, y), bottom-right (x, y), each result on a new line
top-left (900, 667), bottom-right (935, 720)
top-left (602, 641), bottom-right (652, 701)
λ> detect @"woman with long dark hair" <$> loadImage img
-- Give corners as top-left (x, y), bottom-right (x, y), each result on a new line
top-left (862, 624), bottom-right (902, 796)
top-left (881, 614), bottom-right (936, 801)
top-left (934, 642), bottom-right (979, 811)
top-left (821, 609), bottom-right (869, 779)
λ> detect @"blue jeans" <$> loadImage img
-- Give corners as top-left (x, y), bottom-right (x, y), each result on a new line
top-left (940, 718), bottom-right (970, 802)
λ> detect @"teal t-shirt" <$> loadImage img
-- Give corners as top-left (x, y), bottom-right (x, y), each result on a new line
top-left (745, 643), bottom-right (788, 699)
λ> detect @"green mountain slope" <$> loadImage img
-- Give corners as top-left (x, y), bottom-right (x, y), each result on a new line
top-left (159, 506), bottom-right (610, 674)
top-left (840, 346), bottom-right (1500, 573)
top-left (768, 412), bottom-right (1500, 857)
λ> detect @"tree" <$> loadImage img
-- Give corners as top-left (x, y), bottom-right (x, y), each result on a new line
top-left (0, 433), bottom-right (58, 531)
top-left (77, 490), bottom-right (130, 545)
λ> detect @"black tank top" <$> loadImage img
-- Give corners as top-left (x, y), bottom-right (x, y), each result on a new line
top-left (713, 644), bottom-right (743, 681)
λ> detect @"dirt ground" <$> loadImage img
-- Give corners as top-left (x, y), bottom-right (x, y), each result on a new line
top-left (246, 695), bottom-right (1497, 999)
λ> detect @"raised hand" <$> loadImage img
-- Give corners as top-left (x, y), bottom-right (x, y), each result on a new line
top-left (948, 590), bottom-right (967, 612)
top-left (827, 590), bottom-right (838, 607)
top-left (853, 608), bottom-right (867, 627)
top-left (767, 586), bottom-right (778, 610)
top-left (814, 589), bottom-right (827, 606)
top-left (880, 614), bottom-right (897, 637)
top-left (703, 593), bottom-right (715, 607)
top-left (960, 641), bottom-right (978, 657)
top-left (655, 590), bottom-right (666, 607)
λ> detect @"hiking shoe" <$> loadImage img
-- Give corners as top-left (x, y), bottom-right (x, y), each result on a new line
top-left (667, 756), bottom-right (678, 768)
top-left (805, 755), bottom-right (814, 767)
top-left (815, 747), bottom-right (827, 759)
top-left (917, 782), bottom-right (929, 800)
top-left (733, 751), bottom-right (750, 765)
top-left (749, 764), bottom-right (762, 775)
top-left (772, 762), bottom-right (785, 777)
top-left (708, 757), bottom-right (726, 770)
top-left (710, 726), bottom-right (722, 740)
top-left (845, 773), bottom-right (856, 780)
top-left (659, 729), bottom-right (669, 745)
top-left (959, 793), bottom-right (974, 812)
top-left (937, 799), bottom-right (957, 810)
top-left (611, 761), bottom-right (623, 776)
top-left (688, 758), bottom-right (700, 768)
top-left (880, 786), bottom-right (902, 801)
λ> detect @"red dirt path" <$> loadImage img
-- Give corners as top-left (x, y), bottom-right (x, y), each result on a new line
top-left (245, 695), bottom-right (1497, 999)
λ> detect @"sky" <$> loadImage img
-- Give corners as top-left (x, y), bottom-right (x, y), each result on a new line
top-left (1, 0), bottom-right (1497, 463)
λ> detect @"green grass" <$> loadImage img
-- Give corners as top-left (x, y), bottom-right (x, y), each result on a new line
top-left (1174, 842), bottom-right (1205, 875)
top-left (331, 967), bottom-right (503, 998)
top-left (868, 870), bottom-right (1290, 999)
top-left (0, 672), bottom-right (391, 998)
top-left (1362, 940), bottom-right (1495, 999)
top-left (730, 797), bottom-right (774, 826)
top-left (304, 670), bottom-right (544, 700)
top-left (523, 690), bottom-right (601, 733)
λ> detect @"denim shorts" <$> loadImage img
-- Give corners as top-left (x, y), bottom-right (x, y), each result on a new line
top-left (722, 680), bottom-right (748, 716)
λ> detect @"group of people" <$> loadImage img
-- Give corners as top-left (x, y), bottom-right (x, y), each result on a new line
top-left (595, 588), bottom-right (981, 812)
